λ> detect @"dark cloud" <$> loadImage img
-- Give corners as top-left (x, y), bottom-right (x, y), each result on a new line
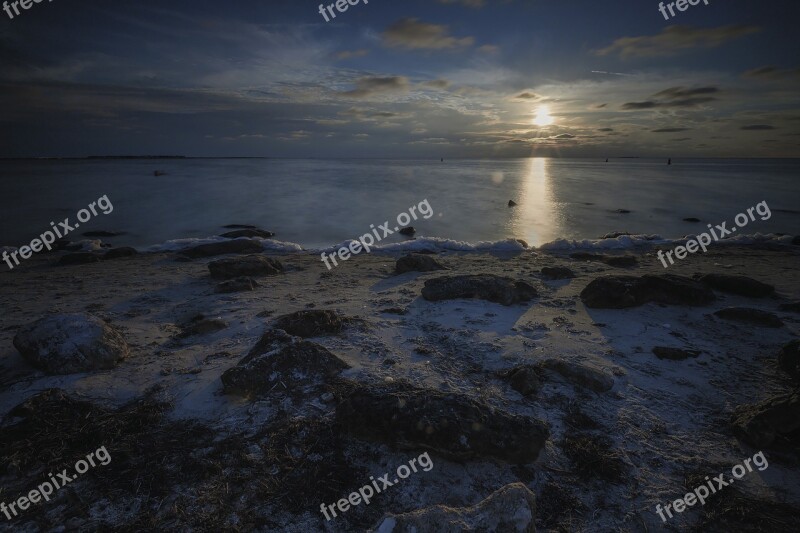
top-left (622, 86), bottom-right (719, 110)
top-left (597, 128), bottom-right (614, 131)
top-left (652, 128), bottom-right (691, 133)
top-left (340, 76), bottom-right (410, 98)
top-left (741, 124), bottom-right (776, 130)
top-left (742, 66), bottom-right (800, 80)
top-left (383, 18), bottom-right (475, 50)
top-left (514, 91), bottom-right (541, 100)
top-left (595, 25), bottom-right (761, 59)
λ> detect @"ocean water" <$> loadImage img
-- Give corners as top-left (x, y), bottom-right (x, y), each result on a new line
top-left (1, 158), bottom-right (798, 250)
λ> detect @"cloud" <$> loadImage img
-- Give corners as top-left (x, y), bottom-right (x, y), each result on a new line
top-left (513, 91), bottom-right (541, 100)
top-left (423, 79), bottom-right (451, 89)
top-left (622, 86), bottom-right (719, 110)
top-left (742, 66), bottom-right (800, 80)
top-left (741, 124), bottom-right (776, 130)
top-left (652, 86), bottom-right (719, 99)
top-left (595, 25), bottom-right (761, 59)
top-left (335, 49), bottom-right (369, 60)
top-left (383, 18), bottom-right (475, 50)
top-left (597, 128), bottom-right (614, 132)
top-left (652, 128), bottom-right (691, 132)
top-left (340, 76), bottom-right (410, 98)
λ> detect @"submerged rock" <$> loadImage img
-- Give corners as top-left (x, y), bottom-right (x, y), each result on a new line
top-left (180, 239), bottom-right (264, 259)
top-left (337, 381), bottom-right (549, 463)
top-left (273, 309), bottom-right (347, 338)
top-left (13, 313), bottom-right (129, 374)
top-left (652, 346), bottom-right (701, 361)
top-left (580, 274), bottom-right (715, 308)
top-left (395, 254), bottom-right (448, 274)
top-left (399, 227), bottom-right (416, 236)
top-left (683, 217), bottom-right (701, 223)
top-left (539, 359), bottom-right (615, 393)
top-left (778, 340), bottom-right (800, 380)
top-left (220, 229), bottom-right (275, 239)
top-left (208, 255), bottom-right (283, 280)
top-left (215, 276), bottom-right (259, 293)
top-left (422, 275), bottom-right (537, 306)
top-left (714, 307), bottom-right (784, 328)
top-left (179, 316), bottom-right (227, 338)
top-left (696, 273), bottom-right (775, 298)
top-left (732, 389), bottom-right (800, 448)
top-left (370, 483), bottom-right (537, 533)
top-left (540, 266), bottom-right (575, 280)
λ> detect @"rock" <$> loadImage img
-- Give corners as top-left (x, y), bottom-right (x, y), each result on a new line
top-left (82, 231), bottom-right (125, 237)
top-left (683, 217), bottom-right (701, 223)
top-left (273, 310), bottom-right (347, 338)
top-left (215, 276), bottom-right (259, 293)
top-left (208, 255), bottom-right (283, 280)
top-left (515, 239), bottom-right (530, 248)
top-left (652, 347), bottom-right (701, 360)
top-left (615, 209), bottom-right (632, 214)
top-left (399, 227), bottom-right (416, 236)
top-left (540, 266), bottom-right (575, 280)
top-left (793, 236), bottom-right (800, 246)
top-left (13, 313), bottom-right (129, 374)
top-left (337, 381), bottom-right (549, 463)
top-left (696, 273), bottom-right (775, 298)
top-left (505, 366), bottom-right (541, 396)
top-left (601, 232), bottom-right (632, 239)
top-left (223, 224), bottom-right (258, 229)
top-left (778, 302), bottom-right (800, 313)
top-left (220, 229), bottom-right (275, 239)
top-left (732, 389), bottom-right (800, 448)
top-left (381, 308), bottom-right (407, 315)
top-left (714, 307), bottom-right (783, 328)
top-left (179, 316), bottom-right (227, 338)
top-left (580, 274), bottom-right (715, 309)
top-left (395, 254), bottom-right (448, 274)
top-left (778, 340), bottom-right (800, 380)
top-left (539, 359), bottom-right (614, 393)
top-left (58, 252), bottom-right (102, 266)
top-left (422, 275), bottom-right (537, 306)
top-left (180, 239), bottom-right (264, 259)
top-left (103, 247), bottom-right (138, 260)
top-left (508, 200), bottom-right (517, 207)
top-left (370, 483), bottom-right (536, 533)
top-left (221, 340), bottom-right (349, 397)
top-left (569, 252), bottom-right (637, 267)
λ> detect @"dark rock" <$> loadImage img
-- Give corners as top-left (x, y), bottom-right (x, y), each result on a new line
top-left (683, 217), bottom-right (701, 223)
top-left (380, 307), bottom-right (407, 315)
top-left (215, 276), bottom-right (259, 293)
top-left (370, 483), bottom-right (537, 533)
top-left (399, 227), bottom-right (416, 236)
top-left (615, 209), bottom-right (632, 214)
top-left (539, 359), bottom-right (614, 393)
top-left (600, 232), bottom-right (632, 239)
top-left (422, 274), bottom-right (537, 306)
top-left (505, 365), bottom-right (541, 396)
top-left (221, 340), bottom-right (348, 397)
top-left (714, 307), bottom-right (784, 328)
top-left (336, 381), bottom-right (549, 463)
top-left (82, 231), bottom-right (125, 237)
top-left (223, 224), bottom-right (257, 229)
top-left (13, 313), bottom-right (129, 374)
top-left (778, 340), bottom-right (800, 380)
top-left (652, 347), bottom-right (701, 360)
top-left (570, 252), bottom-right (637, 267)
top-left (508, 200), bottom-right (517, 207)
top-left (793, 236), bottom-right (800, 246)
top-left (180, 239), bottom-right (264, 259)
top-left (103, 247), bottom-right (138, 260)
top-left (220, 229), bottom-right (275, 239)
top-left (732, 389), bottom-right (800, 448)
top-left (395, 254), bottom-right (448, 274)
top-left (541, 266), bottom-right (575, 280)
top-left (179, 316), bottom-right (227, 338)
top-left (273, 310), bottom-right (346, 338)
top-left (580, 274), bottom-right (716, 309)
top-left (696, 273), bottom-right (775, 298)
top-left (208, 255), bottom-right (283, 280)
top-left (58, 252), bottom-right (102, 266)
top-left (779, 302), bottom-right (800, 313)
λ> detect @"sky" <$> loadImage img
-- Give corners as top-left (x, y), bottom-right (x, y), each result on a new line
top-left (1, 0), bottom-right (799, 158)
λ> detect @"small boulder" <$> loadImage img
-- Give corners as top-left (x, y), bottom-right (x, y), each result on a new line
top-left (508, 200), bottom-right (517, 207)
top-left (600, 232), bottom-right (632, 239)
top-left (580, 274), bottom-right (715, 309)
top-left (540, 266), bottom-right (575, 280)
top-left (215, 276), bottom-right (259, 293)
top-left (337, 381), bottom-right (549, 463)
top-left (58, 252), bottom-right (102, 266)
top-left (422, 275), bottom-right (537, 306)
top-left (370, 483), bottom-right (536, 533)
top-left (273, 310), bottom-right (347, 338)
top-left (399, 227), bottom-right (416, 236)
top-left (778, 340), bottom-right (800, 380)
top-left (180, 239), bottom-right (263, 259)
top-left (208, 255), bottom-right (283, 280)
top-left (504, 365), bottom-right (541, 396)
top-left (13, 313), bottom-right (129, 374)
top-left (539, 359), bottom-right (614, 393)
top-left (220, 229), bottom-right (275, 239)
top-left (778, 302), bottom-right (800, 313)
top-left (714, 307), bottom-right (784, 328)
top-left (103, 247), bottom-right (138, 260)
top-left (395, 254), bottom-right (448, 274)
top-left (732, 389), bottom-right (800, 448)
top-left (696, 273), bottom-right (775, 298)
top-left (179, 316), bottom-right (227, 338)
top-left (652, 347), bottom-right (701, 361)
top-left (222, 224), bottom-right (257, 229)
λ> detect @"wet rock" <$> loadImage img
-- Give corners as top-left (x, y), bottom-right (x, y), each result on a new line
top-left (696, 273), bottom-right (775, 298)
top-left (778, 340), bottom-right (800, 380)
top-left (580, 274), bottom-right (715, 309)
top-left (570, 252), bottom-right (637, 267)
top-left (539, 359), bottom-right (614, 393)
top-left (381, 308), bottom-right (407, 315)
top-left (58, 252), bottom-right (102, 266)
top-left (179, 316), bottom-right (227, 338)
top-left (683, 217), bottom-right (701, 223)
top-left (504, 366), bottom-right (541, 396)
top-left (422, 275), bottom-right (538, 306)
top-left (714, 307), bottom-right (784, 328)
top-left (395, 254), bottom-right (448, 274)
top-left (103, 247), bottom-right (138, 260)
top-left (615, 209), bottom-right (632, 214)
top-left (180, 239), bottom-right (264, 259)
top-left (215, 276), bottom-right (259, 293)
top-left (13, 313), bottom-right (129, 374)
top-left (220, 229), bottom-right (275, 239)
top-left (222, 224), bottom-right (257, 229)
top-left (732, 389), bottom-right (800, 448)
top-left (399, 227), bottom-right (416, 236)
top-left (508, 200), bottom-right (517, 207)
top-left (337, 381), bottom-right (549, 463)
top-left (540, 266), bottom-right (575, 280)
top-left (208, 255), bottom-right (283, 280)
top-left (221, 340), bottom-right (348, 397)
top-left (273, 310), bottom-right (347, 338)
top-left (779, 302), bottom-right (800, 313)
top-left (652, 347), bottom-right (701, 361)
top-left (370, 483), bottom-right (536, 533)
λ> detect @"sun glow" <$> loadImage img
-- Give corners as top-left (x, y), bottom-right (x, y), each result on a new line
top-left (533, 105), bottom-right (554, 126)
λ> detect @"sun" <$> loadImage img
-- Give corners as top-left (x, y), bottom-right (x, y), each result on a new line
top-left (533, 105), bottom-right (554, 126)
